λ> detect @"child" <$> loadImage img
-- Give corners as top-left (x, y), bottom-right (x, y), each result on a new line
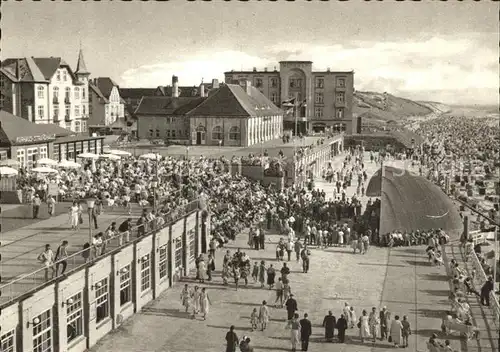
top-left (250, 308), bottom-right (259, 331)
top-left (252, 262), bottom-right (259, 282)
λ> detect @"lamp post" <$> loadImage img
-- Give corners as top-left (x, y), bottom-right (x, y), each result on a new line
top-left (86, 198), bottom-right (95, 245)
top-left (151, 179), bottom-right (158, 213)
top-left (186, 146), bottom-right (190, 160)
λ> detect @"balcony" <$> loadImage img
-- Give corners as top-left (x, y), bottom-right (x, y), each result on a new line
top-left (53, 116), bottom-right (60, 123)
top-left (64, 97), bottom-right (71, 104)
top-left (81, 114), bottom-right (89, 120)
top-left (65, 115), bottom-right (71, 122)
top-left (335, 86), bottom-right (346, 92)
top-left (53, 97), bottom-right (59, 104)
top-left (335, 101), bottom-right (346, 107)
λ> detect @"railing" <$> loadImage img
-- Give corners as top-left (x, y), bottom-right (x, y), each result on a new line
top-left (0, 199), bottom-right (202, 308)
top-left (468, 248), bottom-right (500, 329)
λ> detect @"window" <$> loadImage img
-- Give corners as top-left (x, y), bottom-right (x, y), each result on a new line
top-left (315, 92), bottom-right (324, 104)
top-left (82, 105), bottom-right (86, 116)
top-left (336, 92), bottom-right (345, 104)
top-left (56, 71), bottom-right (61, 81)
top-left (174, 238), bottom-right (182, 269)
top-left (166, 130), bottom-right (171, 138)
top-left (271, 92), bottom-right (278, 104)
top-left (74, 87), bottom-right (80, 100)
top-left (316, 78), bottom-right (324, 88)
top-left (1, 330), bottom-right (15, 352)
top-left (16, 149), bottom-right (25, 167)
top-left (255, 78), bottom-right (263, 88)
top-left (149, 129), bottom-right (154, 138)
top-left (53, 87), bottom-right (59, 102)
top-left (53, 144), bottom-right (60, 160)
top-left (188, 230), bottom-right (196, 260)
top-left (0, 74), bottom-right (5, 88)
top-left (82, 121), bottom-right (87, 132)
top-left (27, 148), bottom-right (38, 169)
top-left (289, 78), bottom-right (302, 88)
top-left (67, 143), bottom-right (75, 160)
top-left (270, 78), bottom-right (278, 88)
top-left (155, 129), bottom-right (160, 138)
top-left (171, 130), bottom-right (176, 138)
top-left (65, 87), bottom-right (71, 101)
top-left (340, 123), bottom-right (347, 131)
top-left (37, 86), bottom-right (45, 99)
top-left (140, 254), bottom-right (151, 292)
top-left (66, 292), bottom-right (83, 344)
top-left (336, 108), bottom-right (344, 119)
top-left (119, 265), bottom-right (131, 306)
top-left (314, 107), bottom-right (323, 118)
top-left (75, 105), bottom-right (80, 117)
top-left (63, 71), bottom-right (67, 81)
top-left (95, 277), bottom-right (110, 324)
top-left (39, 146), bottom-right (48, 160)
top-left (229, 126), bottom-right (240, 141)
top-left (32, 309), bottom-right (52, 352)
top-left (75, 121), bottom-right (81, 133)
top-left (38, 105), bottom-right (44, 119)
top-left (82, 88), bottom-right (86, 100)
top-left (336, 78), bottom-right (346, 87)
top-left (65, 105), bottom-right (70, 118)
top-left (212, 126), bottom-right (223, 140)
top-left (0, 94), bottom-right (4, 108)
top-left (159, 245), bottom-right (169, 280)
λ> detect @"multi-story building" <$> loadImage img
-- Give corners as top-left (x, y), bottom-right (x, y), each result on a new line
top-left (0, 49), bottom-right (90, 133)
top-left (136, 76), bottom-right (282, 147)
top-left (224, 61), bottom-right (356, 134)
top-left (88, 77), bottom-right (125, 127)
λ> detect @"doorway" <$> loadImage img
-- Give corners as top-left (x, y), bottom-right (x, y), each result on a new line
top-left (195, 126), bottom-right (206, 145)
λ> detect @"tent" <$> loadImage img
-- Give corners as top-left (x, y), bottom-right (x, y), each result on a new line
top-left (366, 166), bottom-right (463, 235)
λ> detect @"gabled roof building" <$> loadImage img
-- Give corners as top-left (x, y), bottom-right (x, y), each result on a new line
top-left (88, 77), bottom-right (125, 127)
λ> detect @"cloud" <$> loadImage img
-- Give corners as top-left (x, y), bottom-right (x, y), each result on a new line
top-left (120, 34), bottom-right (498, 105)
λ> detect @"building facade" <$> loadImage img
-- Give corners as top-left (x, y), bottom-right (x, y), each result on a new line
top-left (0, 50), bottom-right (91, 133)
top-left (89, 77), bottom-right (125, 127)
top-left (224, 61), bottom-right (356, 134)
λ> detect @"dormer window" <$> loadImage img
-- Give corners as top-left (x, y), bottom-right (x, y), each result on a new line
top-left (63, 71), bottom-right (67, 81)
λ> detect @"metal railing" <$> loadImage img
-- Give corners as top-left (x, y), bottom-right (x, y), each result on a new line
top-left (468, 249), bottom-right (500, 328)
top-left (0, 199), bottom-right (202, 308)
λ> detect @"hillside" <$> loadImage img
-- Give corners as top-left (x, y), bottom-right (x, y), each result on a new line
top-left (354, 91), bottom-right (436, 123)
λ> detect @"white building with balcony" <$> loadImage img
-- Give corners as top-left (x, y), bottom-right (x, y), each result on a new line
top-left (0, 49), bottom-right (90, 133)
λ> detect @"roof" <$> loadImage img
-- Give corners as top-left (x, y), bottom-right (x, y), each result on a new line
top-left (89, 83), bottom-right (108, 103)
top-left (32, 58), bottom-right (62, 80)
top-left (366, 166), bottom-right (462, 234)
top-left (135, 96), bottom-right (206, 116)
top-left (94, 77), bottom-right (118, 98)
top-left (158, 85), bottom-right (206, 98)
top-left (75, 49), bottom-right (89, 75)
top-left (0, 111), bottom-right (57, 145)
top-left (35, 123), bottom-right (73, 137)
top-left (187, 84), bottom-right (282, 118)
top-left (119, 88), bottom-right (160, 100)
top-left (54, 134), bottom-right (104, 144)
top-left (1, 57), bottom-right (75, 82)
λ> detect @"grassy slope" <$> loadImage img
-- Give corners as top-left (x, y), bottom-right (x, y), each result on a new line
top-left (354, 91), bottom-right (434, 123)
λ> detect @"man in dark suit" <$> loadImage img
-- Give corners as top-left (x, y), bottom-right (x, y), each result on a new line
top-left (285, 294), bottom-right (298, 326)
top-left (300, 313), bottom-right (312, 351)
top-left (336, 314), bottom-right (348, 343)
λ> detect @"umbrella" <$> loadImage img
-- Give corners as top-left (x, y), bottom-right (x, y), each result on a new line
top-left (0, 166), bottom-right (18, 176)
top-left (37, 158), bottom-right (58, 166)
top-left (99, 154), bottom-right (120, 160)
top-left (107, 149), bottom-right (131, 157)
top-left (77, 152), bottom-right (99, 159)
top-left (140, 153), bottom-right (162, 160)
top-left (31, 167), bottom-right (59, 174)
top-left (58, 160), bottom-right (81, 169)
top-left (0, 159), bottom-right (19, 167)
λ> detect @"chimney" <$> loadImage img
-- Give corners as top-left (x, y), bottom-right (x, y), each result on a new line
top-left (327, 67), bottom-right (331, 72)
top-left (253, 67), bottom-right (257, 72)
top-left (211, 79), bottom-right (220, 89)
top-left (200, 84), bottom-right (205, 98)
top-left (264, 68), bottom-right (268, 72)
top-left (239, 79), bottom-right (252, 95)
top-left (172, 75), bottom-right (179, 97)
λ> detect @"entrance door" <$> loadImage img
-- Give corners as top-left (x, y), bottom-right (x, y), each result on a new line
top-left (196, 131), bottom-right (205, 145)
top-left (357, 116), bottom-right (362, 134)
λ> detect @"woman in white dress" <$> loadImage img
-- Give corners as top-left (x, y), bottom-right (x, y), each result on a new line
top-left (198, 258), bottom-right (206, 283)
top-left (359, 309), bottom-right (370, 343)
top-left (191, 286), bottom-right (201, 318)
top-left (200, 287), bottom-right (212, 320)
top-left (69, 201), bottom-right (79, 230)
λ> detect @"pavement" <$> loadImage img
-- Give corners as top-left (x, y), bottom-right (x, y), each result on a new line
top-left (0, 203), bottom-right (144, 305)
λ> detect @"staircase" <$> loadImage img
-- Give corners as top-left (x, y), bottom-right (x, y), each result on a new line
top-left (443, 241), bottom-right (499, 352)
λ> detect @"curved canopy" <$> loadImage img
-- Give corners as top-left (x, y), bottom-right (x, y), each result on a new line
top-left (367, 166), bottom-right (462, 235)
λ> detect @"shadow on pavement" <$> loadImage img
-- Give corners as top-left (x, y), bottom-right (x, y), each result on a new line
top-left (421, 289), bottom-right (451, 297)
top-left (224, 301), bottom-right (262, 307)
top-left (252, 345), bottom-right (290, 351)
top-left (414, 329), bottom-right (462, 341)
top-left (406, 260), bottom-right (431, 267)
top-left (140, 307), bottom-right (192, 319)
top-left (419, 273), bottom-right (449, 281)
top-left (207, 324), bottom-right (253, 332)
top-left (358, 263), bottom-right (406, 267)
top-left (409, 307), bottom-right (448, 318)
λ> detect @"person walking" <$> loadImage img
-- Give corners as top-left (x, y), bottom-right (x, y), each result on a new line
top-left (300, 313), bottom-right (312, 351)
top-left (275, 278), bottom-right (284, 308)
top-left (480, 276), bottom-right (494, 306)
top-left (200, 287), bottom-right (211, 320)
top-left (368, 307), bottom-right (380, 343)
top-left (258, 300), bottom-right (270, 331)
top-left (336, 314), bottom-right (348, 343)
top-left (379, 306), bottom-right (389, 340)
top-left (285, 294), bottom-right (298, 326)
top-left (267, 264), bottom-right (276, 289)
top-left (389, 315), bottom-right (403, 348)
top-left (343, 302), bottom-right (351, 327)
top-left (401, 315), bottom-right (411, 348)
top-left (358, 309), bottom-right (370, 343)
top-left (286, 239), bottom-right (293, 261)
top-left (32, 194), bottom-right (42, 219)
top-left (290, 313), bottom-right (301, 352)
top-left (38, 244), bottom-right (56, 281)
top-left (69, 201), bottom-right (80, 230)
top-left (349, 306), bottom-right (357, 329)
top-left (191, 286), bottom-right (201, 319)
top-left (180, 284), bottom-right (190, 313)
top-left (47, 195), bottom-right (56, 217)
top-left (258, 261), bottom-right (266, 288)
top-left (225, 325), bottom-right (239, 352)
top-left (294, 239), bottom-right (303, 262)
top-left (322, 310), bottom-right (336, 342)
top-left (281, 262), bottom-right (290, 282)
top-left (54, 240), bottom-right (69, 276)
top-left (300, 245), bottom-right (310, 273)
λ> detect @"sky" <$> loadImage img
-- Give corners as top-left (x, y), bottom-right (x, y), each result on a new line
top-left (3, 0), bottom-right (499, 105)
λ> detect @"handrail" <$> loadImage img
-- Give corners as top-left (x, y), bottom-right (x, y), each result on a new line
top-left (0, 199), bottom-right (203, 308)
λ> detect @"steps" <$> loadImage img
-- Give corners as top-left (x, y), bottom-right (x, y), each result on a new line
top-left (443, 242), bottom-right (499, 352)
